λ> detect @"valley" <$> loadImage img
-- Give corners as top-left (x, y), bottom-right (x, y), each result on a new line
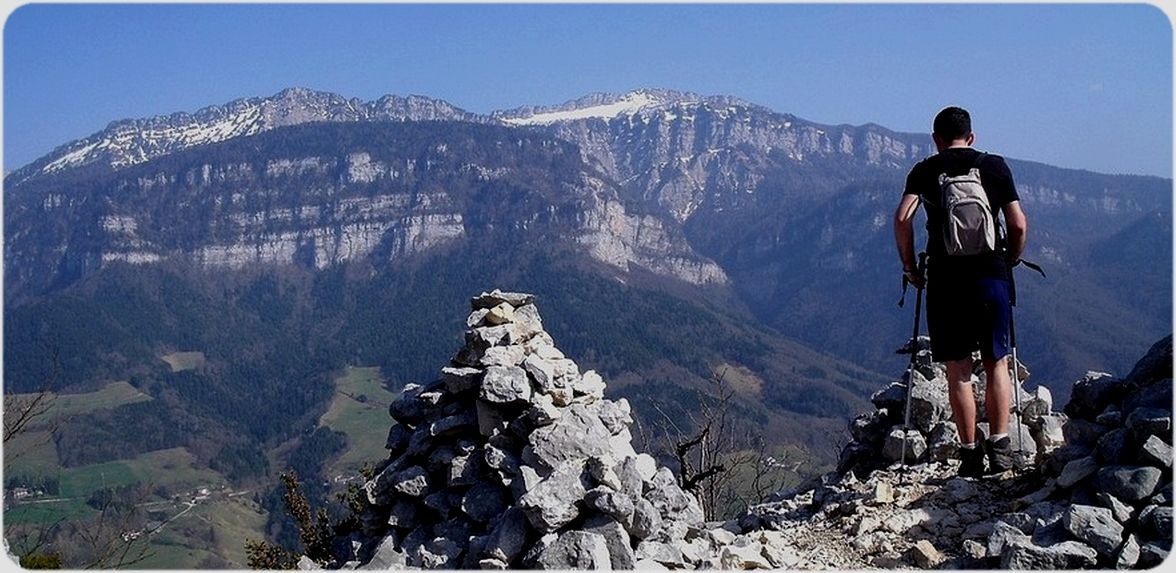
top-left (3, 87), bottom-right (1169, 567)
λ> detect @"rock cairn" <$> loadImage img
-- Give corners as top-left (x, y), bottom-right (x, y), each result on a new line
top-left (346, 290), bottom-right (711, 569)
top-left (988, 335), bottom-right (1173, 568)
top-left (739, 335), bottom-right (1172, 570)
top-left (837, 336), bottom-right (1065, 476)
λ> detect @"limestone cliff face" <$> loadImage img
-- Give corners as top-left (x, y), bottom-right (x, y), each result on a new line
top-left (574, 189), bottom-right (728, 286)
top-left (4, 121), bottom-right (727, 297)
top-left (6, 88), bottom-right (1168, 386)
top-left (498, 90), bottom-right (933, 223)
top-left (10, 157), bottom-right (465, 278)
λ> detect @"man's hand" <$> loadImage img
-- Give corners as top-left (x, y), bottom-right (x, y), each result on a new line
top-left (894, 194), bottom-right (921, 283)
top-left (903, 267), bottom-right (925, 289)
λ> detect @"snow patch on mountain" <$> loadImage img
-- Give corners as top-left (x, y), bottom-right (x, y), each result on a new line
top-left (503, 91), bottom-right (669, 125)
top-left (41, 141), bottom-right (100, 173)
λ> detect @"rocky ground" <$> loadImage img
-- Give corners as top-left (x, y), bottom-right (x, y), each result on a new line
top-left (738, 334), bottom-right (1173, 570)
top-left (738, 460), bottom-right (1059, 569)
top-left (301, 291), bottom-right (1170, 570)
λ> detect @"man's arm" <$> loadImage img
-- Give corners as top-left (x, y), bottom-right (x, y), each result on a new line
top-left (894, 193), bottom-right (921, 281)
top-left (1002, 200), bottom-right (1028, 263)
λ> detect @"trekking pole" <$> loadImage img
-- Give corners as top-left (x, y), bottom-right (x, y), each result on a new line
top-left (900, 252), bottom-right (928, 469)
top-left (1006, 258), bottom-right (1044, 466)
top-left (1008, 299), bottom-right (1024, 462)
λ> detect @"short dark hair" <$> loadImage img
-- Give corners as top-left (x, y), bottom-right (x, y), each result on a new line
top-left (933, 107), bottom-right (972, 140)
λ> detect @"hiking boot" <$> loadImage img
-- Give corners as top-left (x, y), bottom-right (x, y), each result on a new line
top-left (958, 447), bottom-right (986, 478)
top-left (986, 436), bottom-right (1014, 474)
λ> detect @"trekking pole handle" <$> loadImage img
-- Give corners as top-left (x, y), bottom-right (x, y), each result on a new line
top-left (899, 252), bottom-right (928, 308)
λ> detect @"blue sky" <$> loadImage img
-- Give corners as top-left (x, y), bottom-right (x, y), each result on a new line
top-left (4, 3), bottom-right (1172, 177)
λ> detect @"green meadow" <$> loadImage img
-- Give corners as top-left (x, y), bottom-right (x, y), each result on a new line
top-left (319, 366), bottom-right (398, 476)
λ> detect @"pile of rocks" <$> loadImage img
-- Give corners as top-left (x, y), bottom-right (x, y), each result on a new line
top-left (836, 336), bottom-right (1065, 476)
top-left (740, 335), bottom-right (1172, 570)
top-left (342, 290), bottom-right (714, 569)
top-left (298, 290), bottom-right (1170, 571)
top-left (983, 335), bottom-right (1173, 568)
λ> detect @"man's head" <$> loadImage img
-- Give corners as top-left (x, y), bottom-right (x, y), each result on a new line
top-left (932, 106), bottom-right (975, 150)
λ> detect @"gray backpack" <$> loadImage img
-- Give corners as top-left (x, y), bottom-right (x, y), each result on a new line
top-left (935, 152), bottom-right (996, 256)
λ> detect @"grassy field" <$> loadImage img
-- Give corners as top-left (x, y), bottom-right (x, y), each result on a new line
top-left (2, 496), bottom-right (97, 525)
top-left (118, 447), bottom-right (224, 492)
top-left (319, 366), bottom-right (397, 476)
top-left (3, 428), bottom-right (59, 474)
top-left (51, 381), bottom-right (151, 416)
top-left (134, 495), bottom-right (268, 569)
top-left (5, 381), bottom-right (154, 477)
top-left (160, 351), bottom-right (207, 372)
top-left (3, 377), bottom-right (270, 568)
top-left (5, 448), bottom-right (262, 568)
top-left (5, 448), bottom-right (226, 527)
top-left (3, 382), bottom-right (152, 527)
top-left (4, 453), bottom-right (143, 526)
top-left (5, 381), bottom-right (151, 425)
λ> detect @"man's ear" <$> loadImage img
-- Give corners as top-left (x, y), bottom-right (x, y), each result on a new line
top-left (965, 132), bottom-right (976, 146)
top-left (932, 133), bottom-right (945, 150)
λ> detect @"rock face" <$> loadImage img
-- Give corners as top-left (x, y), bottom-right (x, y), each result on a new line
top-left (495, 89), bottom-right (932, 222)
top-left (5, 119), bottom-right (729, 301)
top-left (8, 87), bottom-right (1167, 396)
top-left (350, 290), bottom-right (709, 569)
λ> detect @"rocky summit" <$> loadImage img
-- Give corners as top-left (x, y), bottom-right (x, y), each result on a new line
top-left (741, 335), bottom-right (1172, 569)
top-left (299, 294), bottom-right (1170, 570)
top-left (336, 289), bottom-right (719, 569)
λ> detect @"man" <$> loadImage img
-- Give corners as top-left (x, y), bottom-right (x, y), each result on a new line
top-left (893, 106), bottom-right (1028, 477)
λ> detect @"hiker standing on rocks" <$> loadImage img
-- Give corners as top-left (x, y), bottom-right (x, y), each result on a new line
top-left (892, 106), bottom-right (1029, 477)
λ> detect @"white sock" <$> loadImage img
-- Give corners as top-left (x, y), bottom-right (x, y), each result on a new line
top-left (990, 433), bottom-right (1008, 441)
top-left (960, 442), bottom-right (977, 449)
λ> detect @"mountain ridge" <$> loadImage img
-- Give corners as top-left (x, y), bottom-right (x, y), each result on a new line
top-left (7, 87), bottom-right (938, 186)
top-left (5, 86), bottom-right (1169, 409)
top-left (16, 86), bottom-right (1166, 188)
top-left (6, 87), bottom-right (485, 186)
top-left (4, 87), bottom-right (1170, 571)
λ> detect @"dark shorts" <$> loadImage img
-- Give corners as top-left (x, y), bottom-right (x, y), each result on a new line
top-left (925, 277), bottom-right (1012, 362)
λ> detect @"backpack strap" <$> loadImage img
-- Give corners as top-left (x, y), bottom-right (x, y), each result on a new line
top-left (970, 151), bottom-right (1010, 246)
top-left (927, 151), bottom-right (989, 209)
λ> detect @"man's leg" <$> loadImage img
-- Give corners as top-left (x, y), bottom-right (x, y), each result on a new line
top-left (982, 355), bottom-right (1015, 473)
top-left (946, 359), bottom-right (977, 443)
top-left (980, 278), bottom-right (1015, 473)
top-left (982, 356), bottom-right (1011, 436)
top-left (946, 358), bottom-right (986, 477)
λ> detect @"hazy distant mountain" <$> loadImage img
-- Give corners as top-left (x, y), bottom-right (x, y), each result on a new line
top-left (5, 87), bottom-right (1170, 407)
top-left (5, 87), bottom-right (484, 186)
top-left (4, 88), bottom-right (1169, 566)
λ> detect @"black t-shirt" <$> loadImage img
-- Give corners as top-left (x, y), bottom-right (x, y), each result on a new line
top-left (903, 147), bottom-right (1020, 281)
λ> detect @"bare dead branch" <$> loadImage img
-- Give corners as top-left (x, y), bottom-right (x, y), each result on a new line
top-left (4, 352), bottom-right (60, 444)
